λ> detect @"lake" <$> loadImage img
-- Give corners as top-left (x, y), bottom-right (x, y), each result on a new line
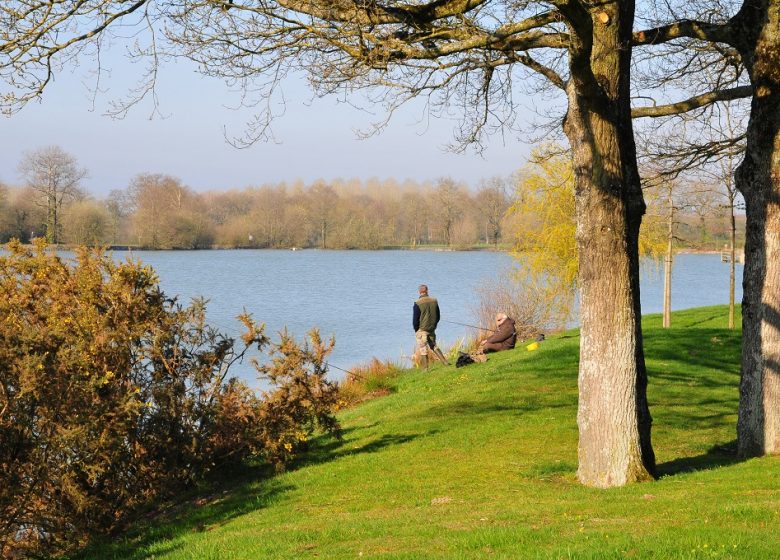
top-left (109, 249), bottom-right (742, 385)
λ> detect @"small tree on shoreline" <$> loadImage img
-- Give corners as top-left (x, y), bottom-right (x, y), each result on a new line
top-left (18, 146), bottom-right (86, 244)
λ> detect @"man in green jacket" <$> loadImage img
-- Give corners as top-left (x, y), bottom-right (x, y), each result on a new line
top-left (413, 284), bottom-right (449, 368)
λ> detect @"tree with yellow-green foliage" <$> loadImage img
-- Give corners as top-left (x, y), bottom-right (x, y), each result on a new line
top-left (510, 148), bottom-right (666, 329)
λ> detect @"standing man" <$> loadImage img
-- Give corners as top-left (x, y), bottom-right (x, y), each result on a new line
top-left (413, 284), bottom-right (449, 368)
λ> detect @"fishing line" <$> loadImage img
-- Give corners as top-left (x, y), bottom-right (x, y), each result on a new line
top-left (326, 362), bottom-right (365, 381)
top-left (442, 320), bottom-right (496, 332)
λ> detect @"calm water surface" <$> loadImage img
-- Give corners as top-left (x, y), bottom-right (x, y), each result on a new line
top-left (113, 249), bottom-right (743, 384)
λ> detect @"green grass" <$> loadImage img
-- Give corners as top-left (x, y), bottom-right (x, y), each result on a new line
top-left (74, 305), bottom-right (780, 560)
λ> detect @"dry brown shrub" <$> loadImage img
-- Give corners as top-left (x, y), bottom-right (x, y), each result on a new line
top-left (336, 358), bottom-right (402, 407)
top-left (0, 241), bottom-right (341, 557)
top-left (254, 329), bottom-right (342, 468)
top-left (473, 269), bottom-right (571, 342)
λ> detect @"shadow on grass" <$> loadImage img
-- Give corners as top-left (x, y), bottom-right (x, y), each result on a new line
top-left (292, 429), bottom-right (432, 470)
top-left (644, 327), bottom-right (741, 383)
top-left (657, 440), bottom-right (744, 477)
top-left (74, 424), bottom-right (418, 560)
top-left (420, 399), bottom-right (573, 421)
top-left (73, 462), bottom-right (289, 560)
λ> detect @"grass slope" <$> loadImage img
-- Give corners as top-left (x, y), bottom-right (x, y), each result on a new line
top-left (76, 306), bottom-right (780, 560)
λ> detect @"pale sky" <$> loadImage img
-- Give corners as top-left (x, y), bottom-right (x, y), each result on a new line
top-left (1, 53), bottom-right (544, 197)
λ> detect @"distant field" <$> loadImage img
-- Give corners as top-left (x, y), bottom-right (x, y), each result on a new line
top-left (74, 305), bottom-right (780, 560)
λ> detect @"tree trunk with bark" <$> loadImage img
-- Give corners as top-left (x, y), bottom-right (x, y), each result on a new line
top-left (46, 193), bottom-right (58, 244)
top-left (563, 1), bottom-right (655, 487)
top-left (734, 0), bottom-right (780, 456)
top-left (729, 203), bottom-right (736, 330)
top-left (664, 187), bottom-right (674, 329)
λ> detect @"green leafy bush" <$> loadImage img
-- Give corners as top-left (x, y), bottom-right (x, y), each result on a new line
top-left (0, 241), bottom-right (341, 557)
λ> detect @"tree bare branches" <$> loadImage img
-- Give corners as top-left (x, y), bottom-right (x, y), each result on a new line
top-left (0, 0), bottom-right (151, 113)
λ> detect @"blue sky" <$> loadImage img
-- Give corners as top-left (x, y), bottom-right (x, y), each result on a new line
top-left (1, 54), bottom-right (539, 196)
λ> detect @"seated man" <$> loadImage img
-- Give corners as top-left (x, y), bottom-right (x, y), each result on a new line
top-left (478, 313), bottom-right (517, 354)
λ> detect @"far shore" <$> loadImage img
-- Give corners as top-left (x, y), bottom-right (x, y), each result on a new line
top-left (15, 242), bottom-right (744, 256)
top-left (43, 244), bottom-right (513, 252)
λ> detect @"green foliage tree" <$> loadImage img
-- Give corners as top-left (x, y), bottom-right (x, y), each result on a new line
top-left (510, 151), bottom-right (578, 329)
top-left (0, 240), bottom-right (341, 557)
top-left (510, 149), bottom-right (666, 328)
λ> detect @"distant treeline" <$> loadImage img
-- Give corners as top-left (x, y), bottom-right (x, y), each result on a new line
top-left (0, 172), bottom-right (518, 250)
top-left (0, 148), bottom-right (744, 251)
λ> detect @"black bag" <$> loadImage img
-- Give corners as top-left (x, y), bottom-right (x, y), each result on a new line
top-left (456, 352), bottom-right (474, 368)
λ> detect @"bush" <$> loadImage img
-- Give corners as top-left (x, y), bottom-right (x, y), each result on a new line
top-left (473, 270), bottom-right (568, 342)
top-left (0, 241), bottom-right (341, 557)
top-left (254, 329), bottom-right (342, 467)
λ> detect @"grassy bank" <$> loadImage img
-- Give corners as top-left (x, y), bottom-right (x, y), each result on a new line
top-left (74, 305), bottom-right (780, 560)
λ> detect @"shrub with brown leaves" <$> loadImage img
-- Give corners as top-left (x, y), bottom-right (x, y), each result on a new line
top-left (473, 270), bottom-right (567, 342)
top-left (254, 329), bottom-right (342, 467)
top-left (0, 241), bottom-right (341, 558)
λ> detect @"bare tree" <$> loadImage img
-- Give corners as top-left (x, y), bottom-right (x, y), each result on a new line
top-left (476, 177), bottom-right (511, 248)
top-left (306, 183), bottom-right (339, 250)
top-left (433, 178), bottom-right (465, 247)
top-left (642, 173), bottom-right (687, 328)
top-left (18, 146), bottom-right (87, 244)
top-left (63, 199), bottom-right (112, 246)
top-left (681, 183), bottom-right (720, 249)
top-left (0, 0), bottom-right (150, 115)
top-left (0, 186), bottom-right (44, 243)
top-left (0, 182), bottom-right (8, 231)
top-left (0, 182), bottom-right (10, 241)
top-left (400, 190), bottom-right (432, 247)
top-left (634, 0), bottom-right (780, 457)
top-left (709, 149), bottom-right (744, 330)
top-left (105, 188), bottom-right (135, 245)
top-left (682, 108), bottom-right (747, 330)
top-left (128, 173), bottom-right (213, 249)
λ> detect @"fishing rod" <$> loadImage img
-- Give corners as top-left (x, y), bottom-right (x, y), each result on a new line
top-left (442, 320), bottom-right (496, 332)
top-left (326, 362), bottom-right (366, 381)
top-left (445, 319), bottom-right (533, 345)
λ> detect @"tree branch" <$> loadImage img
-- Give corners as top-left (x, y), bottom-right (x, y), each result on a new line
top-left (516, 53), bottom-right (565, 90)
top-left (632, 85), bottom-right (751, 118)
top-left (633, 19), bottom-right (733, 47)
top-left (274, 0), bottom-right (488, 26)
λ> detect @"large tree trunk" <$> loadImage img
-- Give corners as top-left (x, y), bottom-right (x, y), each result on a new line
top-left (734, 0), bottom-right (780, 456)
top-left (563, 1), bottom-right (655, 487)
